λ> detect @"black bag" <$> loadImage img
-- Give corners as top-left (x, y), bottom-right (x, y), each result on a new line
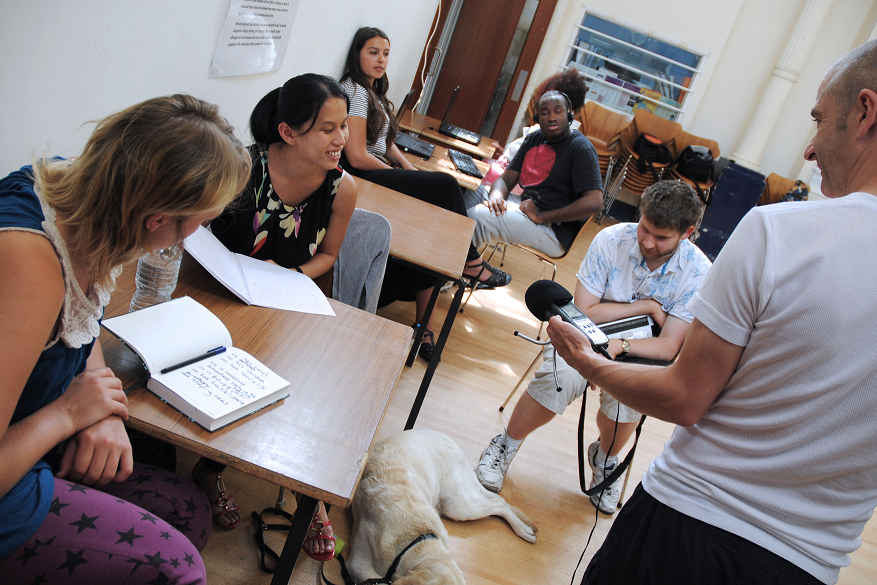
top-left (633, 133), bottom-right (673, 181)
top-left (675, 145), bottom-right (716, 205)
top-left (675, 145), bottom-right (715, 184)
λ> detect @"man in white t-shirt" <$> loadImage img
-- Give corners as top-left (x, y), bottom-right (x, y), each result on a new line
top-left (548, 40), bottom-right (877, 585)
top-left (474, 181), bottom-right (710, 516)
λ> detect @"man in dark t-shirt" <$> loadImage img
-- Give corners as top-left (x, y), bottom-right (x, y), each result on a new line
top-left (467, 91), bottom-right (604, 260)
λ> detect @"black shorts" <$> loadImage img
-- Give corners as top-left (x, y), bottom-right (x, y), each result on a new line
top-left (583, 484), bottom-right (824, 585)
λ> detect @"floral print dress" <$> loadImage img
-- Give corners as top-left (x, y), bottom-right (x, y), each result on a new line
top-left (211, 144), bottom-right (343, 269)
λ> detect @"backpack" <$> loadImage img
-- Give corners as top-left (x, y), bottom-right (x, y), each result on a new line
top-left (675, 145), bottom-right (715, 184)
top-left (633, 133), bottom-right (673, 182)
top-left (675, 145), bottom-right (716, 205)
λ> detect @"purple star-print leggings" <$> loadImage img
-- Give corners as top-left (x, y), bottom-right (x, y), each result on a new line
top-left (0, 464), bottom-right (212, 584)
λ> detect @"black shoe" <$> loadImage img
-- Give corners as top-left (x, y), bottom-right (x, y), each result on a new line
top-left (418, 329), bottom-right (439, 362)
top-left (464, 260), bottom-right (512, 289)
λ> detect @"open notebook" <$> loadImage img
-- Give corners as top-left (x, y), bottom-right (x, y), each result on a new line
top-left (102, 297), bottom-right (290, 431)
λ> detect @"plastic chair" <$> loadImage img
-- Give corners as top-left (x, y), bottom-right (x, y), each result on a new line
top-left (459, 216), bottom-right (596, 339)
top-left (759, 173), bottom-right (809, 205)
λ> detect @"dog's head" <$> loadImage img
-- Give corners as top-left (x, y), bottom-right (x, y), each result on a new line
top-left (391, 537), bottom-right (466, 585)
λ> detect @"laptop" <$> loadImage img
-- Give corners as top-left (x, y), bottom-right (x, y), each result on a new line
top-left (393, 89), bottom-right (435, 159)
top-left (438, 87), bottom-right (482, 146)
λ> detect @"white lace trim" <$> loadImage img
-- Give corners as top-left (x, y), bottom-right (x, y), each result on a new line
top-left (34, 186), bottom-right (120, 349)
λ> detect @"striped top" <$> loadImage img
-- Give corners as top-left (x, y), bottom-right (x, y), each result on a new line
top-left (340, 78), bottom-right (390, 159)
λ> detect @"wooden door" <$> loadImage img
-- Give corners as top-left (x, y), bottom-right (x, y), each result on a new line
top-left (424, 0), bottom-right (557, 143)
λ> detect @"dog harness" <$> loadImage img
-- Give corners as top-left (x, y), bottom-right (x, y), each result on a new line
top-left (323, 532), bottom-right (439, 585)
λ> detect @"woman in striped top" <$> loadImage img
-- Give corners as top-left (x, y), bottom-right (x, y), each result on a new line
top-left (340, 27), bottom-right (512, 361)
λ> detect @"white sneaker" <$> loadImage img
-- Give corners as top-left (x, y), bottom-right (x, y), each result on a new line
top-left (475, 435), bottom-right (515, 492)
top-left (587, 441), bottom-right (621, 515)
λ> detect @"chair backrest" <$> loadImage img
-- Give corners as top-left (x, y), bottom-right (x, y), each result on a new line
top-left (627, 108), bottom-right (684, 158)
top-left (579, 101), bottom-right (633, 150)
top-left (760, 173), bottom-right (809, 205)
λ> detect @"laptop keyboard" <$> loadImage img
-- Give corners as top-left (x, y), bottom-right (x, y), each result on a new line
top-left (448, 150), bottom-right (483, 178)
top-left (440, 122), bottom-right (481, 145)
top-left (395, 133), bottom-right (435, 158)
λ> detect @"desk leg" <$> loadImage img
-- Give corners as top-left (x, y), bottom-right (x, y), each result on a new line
top-left (270, 495), bottom-right (318, 585)
top-left (405, 278), bottom-right (442, 367)
top-left (405, 279), bottom-right (464, 429)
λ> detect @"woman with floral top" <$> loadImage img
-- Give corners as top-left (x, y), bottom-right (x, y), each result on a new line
top-left (201, 73), bottom-right (388, 561)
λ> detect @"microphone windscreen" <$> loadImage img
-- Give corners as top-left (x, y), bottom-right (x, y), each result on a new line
top-left (525, 280), bottom-right (573, 321)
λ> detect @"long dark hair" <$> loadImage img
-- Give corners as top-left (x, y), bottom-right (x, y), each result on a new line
top-left (340, 26), bottom-right (398, 148)
top-left (250, 73), bottom-right (350, 145)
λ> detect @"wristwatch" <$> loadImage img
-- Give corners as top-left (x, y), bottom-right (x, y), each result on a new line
top-left (620, 339), bottom-right (631, 354)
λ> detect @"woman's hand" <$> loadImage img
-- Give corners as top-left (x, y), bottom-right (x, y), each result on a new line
top-left (56, 415), bottom-right (133, 486)
top-left (53, 367), bottom-right (128, 436)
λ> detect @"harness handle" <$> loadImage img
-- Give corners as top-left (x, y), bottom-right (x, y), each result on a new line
top-left (321, 533), bottom-right (438, 585)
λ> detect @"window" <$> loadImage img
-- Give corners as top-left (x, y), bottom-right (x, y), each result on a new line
top-left (564, 8), bottom-right (707, 121)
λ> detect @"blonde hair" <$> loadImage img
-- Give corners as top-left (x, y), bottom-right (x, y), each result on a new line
top-left (34, 94), bottom-right (250, 288)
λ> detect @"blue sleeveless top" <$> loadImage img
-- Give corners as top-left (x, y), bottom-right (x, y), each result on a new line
top-left (0, 166), bottom-right (97, 559)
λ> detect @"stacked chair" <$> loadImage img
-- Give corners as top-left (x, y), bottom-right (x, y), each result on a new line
top-left (578, 101), bottom-right (633, 193)
top-left (598, 109), bottom-right (682, 223)
top-left (618, 109), bottom-right (683, 191)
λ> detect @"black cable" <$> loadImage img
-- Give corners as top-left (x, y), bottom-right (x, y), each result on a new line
top-left (569, 350), bottom-right (620, 585)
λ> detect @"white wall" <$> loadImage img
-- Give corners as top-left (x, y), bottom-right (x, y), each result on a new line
top-left (0, 0), bottom-right (438, 171)
top-left (519, 0), bottom-right (877, 180)
top-left (514, 0), bottom-right (746, 144)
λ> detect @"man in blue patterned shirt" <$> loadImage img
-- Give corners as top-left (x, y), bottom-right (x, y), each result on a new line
top-left (475, 181), bottom-right (711, 514)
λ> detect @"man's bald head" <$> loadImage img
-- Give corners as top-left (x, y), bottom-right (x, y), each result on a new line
top-left (822, 39), bottom-right (877, 118)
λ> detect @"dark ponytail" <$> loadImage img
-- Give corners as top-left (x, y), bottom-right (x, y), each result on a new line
top-left (249, 74), bottom-right (350, 145)
top-left (250, 87), bottom-right (284, 144)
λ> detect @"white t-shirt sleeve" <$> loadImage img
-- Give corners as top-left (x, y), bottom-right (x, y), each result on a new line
top-left (687, 209), bottom-right (771, 347)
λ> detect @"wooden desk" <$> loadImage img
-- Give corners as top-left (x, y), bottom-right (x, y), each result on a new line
top-left (400, 110), bottom-right (497, 160)
top-left (401, 142), bottom-right (491, 192)
top-left (100, 258), bottom-right (411, 584)
top-left (354, 177), bottom-right (475, 428)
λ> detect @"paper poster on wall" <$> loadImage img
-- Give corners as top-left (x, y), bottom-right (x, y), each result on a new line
top-left (210, 0), bottom-right (299, 77)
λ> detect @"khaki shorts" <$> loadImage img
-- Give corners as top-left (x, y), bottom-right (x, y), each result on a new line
top-left (527, 343), bottom-right (642, 423)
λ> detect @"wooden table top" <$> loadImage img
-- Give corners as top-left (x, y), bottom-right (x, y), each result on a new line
top-left (400, 110), bottom-right (498, 160)
top-left (100, 257), bottom-right (412, 508)
top-left (354, 176), bottom-right (475, 281)
top-left (401, 142), bottom-right (491, 192)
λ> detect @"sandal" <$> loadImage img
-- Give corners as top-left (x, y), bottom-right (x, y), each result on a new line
top-left (464, 260), bottom-right (512, 289)
top-left (418, 329), bottom-right (439, 363)
top-left (194, 459), bottom-right (240, 530)
top-left (304, 517), bottom-right (336, 562)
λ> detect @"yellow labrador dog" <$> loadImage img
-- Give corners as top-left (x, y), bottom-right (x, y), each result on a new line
top-left (345, 429), bottom-right (537, 584)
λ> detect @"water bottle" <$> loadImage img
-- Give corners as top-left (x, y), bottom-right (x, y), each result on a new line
top-left (129, 244), bottom-right (183, 312)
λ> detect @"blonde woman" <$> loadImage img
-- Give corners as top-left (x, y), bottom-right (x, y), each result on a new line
top-left (0, 95), bottom-right (249, 584)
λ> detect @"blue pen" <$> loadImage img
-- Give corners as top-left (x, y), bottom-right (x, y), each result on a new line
top-left (160, 346), bottom-right (227, 374)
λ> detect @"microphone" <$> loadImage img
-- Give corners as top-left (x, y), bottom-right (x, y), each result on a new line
top-left (524, 280), bottom-right (611, 358)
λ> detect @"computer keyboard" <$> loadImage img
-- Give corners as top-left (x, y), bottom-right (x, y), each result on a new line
top-left (448, 150), bottom-right (483, 178)
top-left (439, 122), bottom-right (481, 146)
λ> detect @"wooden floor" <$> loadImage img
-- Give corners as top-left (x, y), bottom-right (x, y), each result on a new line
top-left (193, 217), bottom-right (877, 584)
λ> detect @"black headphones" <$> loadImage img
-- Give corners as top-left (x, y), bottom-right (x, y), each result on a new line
top-left (533, 91), bottom-right (574, 124)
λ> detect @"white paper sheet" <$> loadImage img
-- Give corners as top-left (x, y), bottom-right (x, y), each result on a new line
top-left (209, 0), bottom-right (300, 78)
top-left (184, 226), bottom-right (335, 316)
